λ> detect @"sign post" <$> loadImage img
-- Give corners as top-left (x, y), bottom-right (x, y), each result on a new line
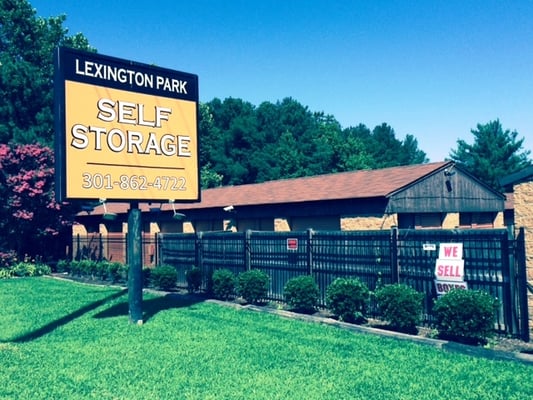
top-left (128, 201), bottom-right (143, 324)
top-left (54, 47), bottom-right (199, 324)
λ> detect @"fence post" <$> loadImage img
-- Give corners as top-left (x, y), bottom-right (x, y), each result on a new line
top-left (516, 227), bottom-right (530, 342)
top-left (307, 228), bottom-right (313, 275)
top-left (196, 231), bottom-right (203, 270)
top-left (154, 232), bottom-right (159, 267)
top-left (502, 228), bottom-right (514, 335)
top-left (75, 233), bottom-right (80, 261)
top-left (390, 227), bottom-right (399, 283)
top-left (98, 233), bottom-right (104, 261)
top-left (245, 229), bottom-right (252, 271)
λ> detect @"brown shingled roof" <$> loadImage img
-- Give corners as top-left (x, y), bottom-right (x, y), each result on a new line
top-left (86, 162), bottom-right (451, 215)
top-left (183, 161), bottom-right (451, 209)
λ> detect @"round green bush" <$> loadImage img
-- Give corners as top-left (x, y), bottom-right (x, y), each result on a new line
top-left (142, 267), bottom-right (152, 287)
top-left (284, 275), bottom-right (320, 313)
top-left (150, 265), bottom-right (178, 290)
top-left (12, 262), bottom-right (36, 277)
top-left (55, 259), bottom-right (71, 273)
top-left (432, 289), bottom-right (498, 345)
top-left (237, 269), bottom-right (269, 304)
top-left (326, 277), bottom-right (369, 323)
top-left (374, 283), bottom-right (424, 333)
top-left (212, 269), bottom-right (237, 300)
top-left (186, 267), bottom-right (203, 293)
top-left (106, 261), bottom-right (127, 283)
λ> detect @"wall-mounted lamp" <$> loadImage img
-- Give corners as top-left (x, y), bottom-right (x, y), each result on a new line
top-left (148, 202), bottom-right (161, 213)
top-left (445, 179), bottom-right (453, 193)
top-left (100, 198), bottom-right (117, 221)
top-left (444, 164), bottom-right (456, 177)
top-left (80, 203), bottom-right (95, 215)
top-left (169, 200), bottom-right (186, 220)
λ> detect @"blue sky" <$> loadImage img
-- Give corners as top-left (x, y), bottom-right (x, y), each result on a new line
top-left (31, 0), bottom-right (533, 162)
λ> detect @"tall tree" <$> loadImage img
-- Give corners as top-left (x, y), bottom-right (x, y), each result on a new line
top-left (0, 143), bottom-right (75, 259)
top-left (449, 120), bottom-right (531, 190)
top-left (0, 0), bottom-right (94, 145)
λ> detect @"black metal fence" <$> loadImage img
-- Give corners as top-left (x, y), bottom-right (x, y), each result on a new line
top-left (72, 227), bottom-right (529, 340)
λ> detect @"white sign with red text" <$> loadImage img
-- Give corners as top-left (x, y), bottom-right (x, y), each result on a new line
top-left (435, 243), bottom-right (468, 295)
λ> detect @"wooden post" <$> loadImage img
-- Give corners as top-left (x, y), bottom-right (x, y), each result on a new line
top-left (128, 201), bottom-right (143, 325)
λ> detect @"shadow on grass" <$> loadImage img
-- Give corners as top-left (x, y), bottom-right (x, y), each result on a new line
top-left (93, 292), bottom-right (205, 323)
top-left (9, 289), bottom-right (128, 343)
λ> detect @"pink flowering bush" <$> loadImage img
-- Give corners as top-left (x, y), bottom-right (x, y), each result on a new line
top-left (0, 144), bottom-right (74, 260)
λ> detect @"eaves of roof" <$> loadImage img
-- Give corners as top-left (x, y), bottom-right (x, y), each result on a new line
top-left (85, 161), bottom-right (452, 215)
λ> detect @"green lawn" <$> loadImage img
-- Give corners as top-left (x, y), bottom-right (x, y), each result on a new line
top-left (1, 278), bottom-right (531, 400)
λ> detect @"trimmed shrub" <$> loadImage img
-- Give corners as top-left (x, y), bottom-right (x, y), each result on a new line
top-left (106, 261), bottom-right (127, 283)
top-left (78, 259), bottom-right (97, 277)
top-left (212, 269), bottom-right (237, 300)
top-left (0, 268), bottom-right (13, 279)
top-left (186, 267), bottom-right (203, 293)
top-left (142, 267), bottom-right (152, 287)
top-left (237, 269), bottom-right (269, 304)
top-left (55, 259), bottom-right (71, 273)
top-left (35, 263), bottom-right (51, 276)
top-left (284, 275), bottom-right (320, 313)
top-left (326, 277), bottom-right (369, 323)
top-left (150, 265), bottom-right (178, 290)
top-left (432, 289), bottom-right (498, 345)
top-left (374, 283), bottom-right (424, 333)
top-left (12, 262), bottom-right (36, 277)
top-left (11, 261), bottom-right (51, 277)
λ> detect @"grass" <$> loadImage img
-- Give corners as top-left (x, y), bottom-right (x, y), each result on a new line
top-left (1, 278), bottom-right (532, 400)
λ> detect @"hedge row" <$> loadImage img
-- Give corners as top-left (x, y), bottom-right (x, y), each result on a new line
top-left (3, 258), bottom-right (498, 344)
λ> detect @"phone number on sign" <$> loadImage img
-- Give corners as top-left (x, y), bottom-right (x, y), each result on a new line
top-left (81, 173), bottom-right (187, 191)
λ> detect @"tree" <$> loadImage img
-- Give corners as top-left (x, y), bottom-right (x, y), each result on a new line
top-left (0, 0), bottom-right (94, 145)
top-left (0, 143), bottom-right (75, 260)
top-left (449, 120), bottom-right (531, 190)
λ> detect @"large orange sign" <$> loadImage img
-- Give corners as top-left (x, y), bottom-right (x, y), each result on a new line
top-left (54, 47), bottom-right (199, 202)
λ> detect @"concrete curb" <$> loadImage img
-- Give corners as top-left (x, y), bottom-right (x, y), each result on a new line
top-left (207, 299), bottom-right (533, 366)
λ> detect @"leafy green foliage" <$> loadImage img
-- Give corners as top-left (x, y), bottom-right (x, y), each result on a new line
top-left (449, 119), bottom-right (531, 190)
top-left (185, 266), bottom-right (202, 293)
top-left (200, 97), bottom-right (428, 186)
top-left (55, 259), bottom-right (70, 273)
top-left (326, 277), bottom-right (369, 323)
top-left (11, 261), bottom-right (50, 277)
top-left (150, 265), bottom-right (178, 290)
top-left (105, 261), bottom-right (128, 283)
top-left (211, 268), bottom-right (237, 300)
top-left (283, 275), bottom-right (320, 313)
top-left (0, 0), bottom-right (94, 145)
top-left (62, 259), bottom-right (127, 283)
top-left (433, 289), bottom-right (498, 345)
top-left (237, 269), bottom-right (269, 304)
top-left (374, 284), bottom-right (424, 333)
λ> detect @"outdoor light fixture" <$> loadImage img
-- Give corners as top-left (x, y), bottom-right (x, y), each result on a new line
top-left (80, 203), bottom-right (95, 215)
top-left (100, 198), bottom-right (117, 221)
top-left (148, 202), bottom-right (161, 213)
top-left (445, 179), bottom-right (453, 193)
top-left (444, 164), bottom-right (456, 177)
top-left (444, 164), bottom-right (455, 192)
top-left (169, 200), bottom-right (186, 220)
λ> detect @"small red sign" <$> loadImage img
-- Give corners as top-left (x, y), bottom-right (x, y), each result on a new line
top-left (287, 238), bottom-right (298, 251)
